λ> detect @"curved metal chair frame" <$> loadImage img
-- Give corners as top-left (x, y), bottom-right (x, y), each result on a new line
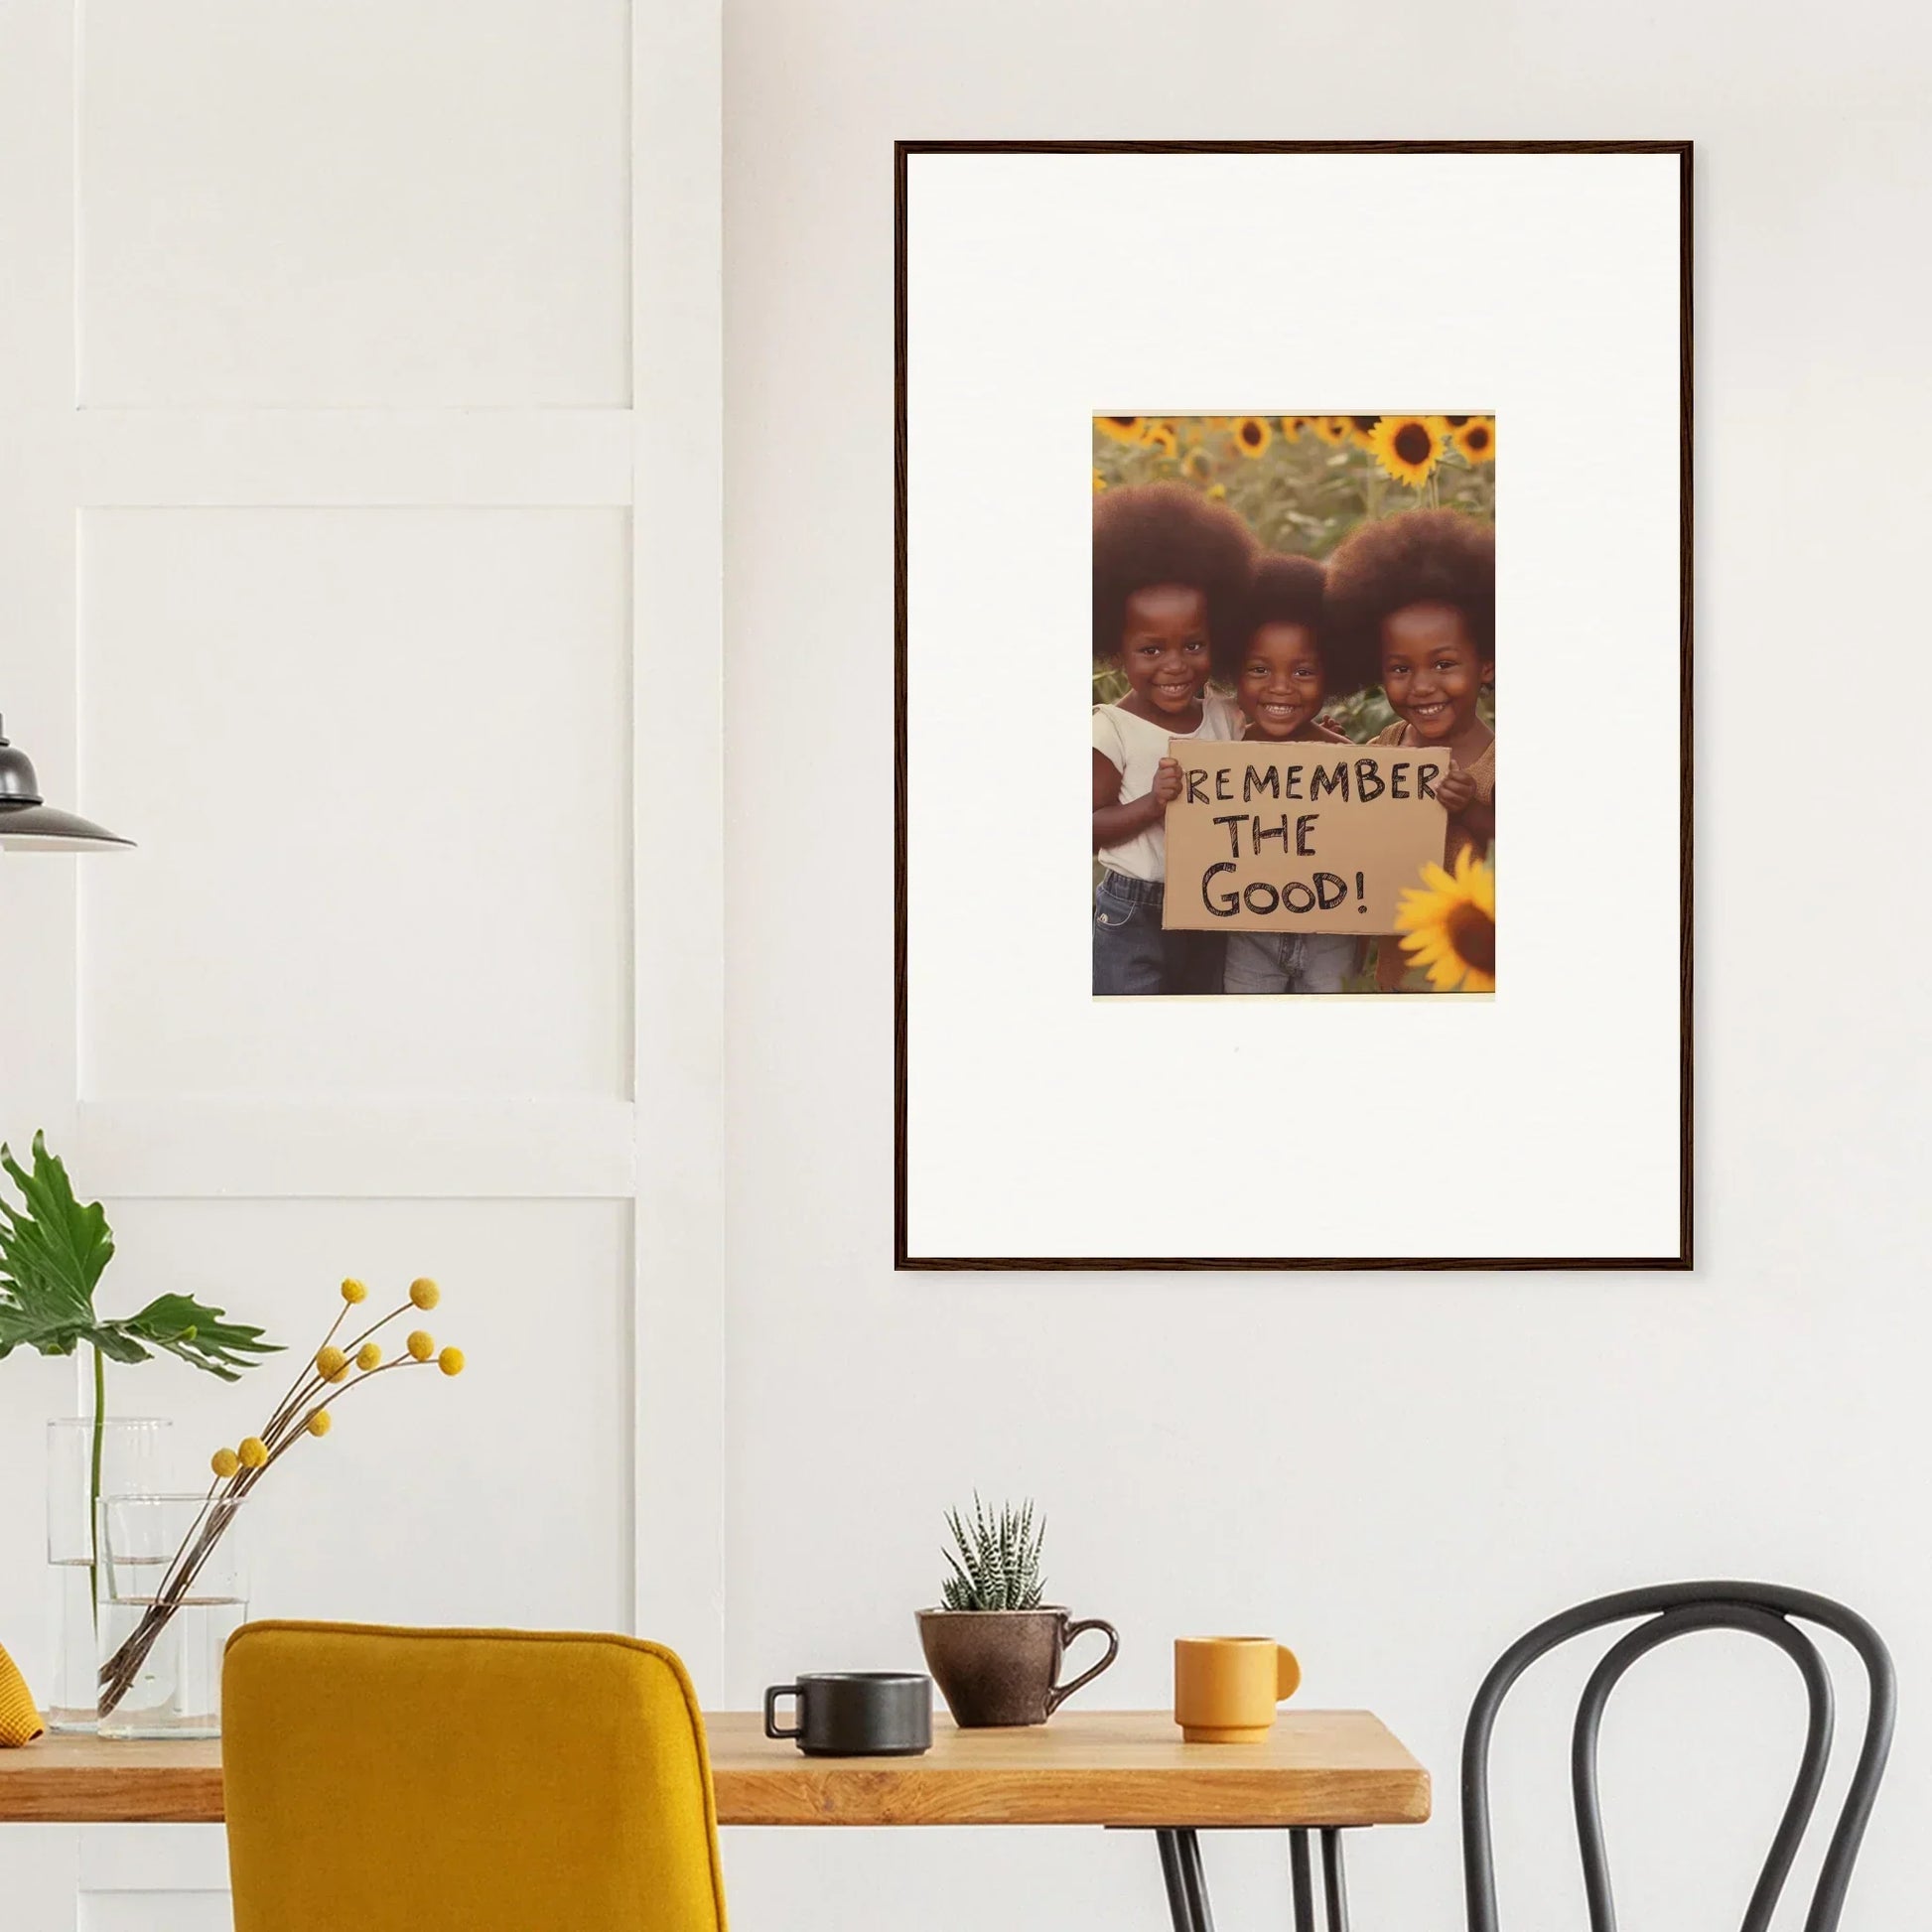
top-left (1461, 1582), bottom-right (1895, 1932)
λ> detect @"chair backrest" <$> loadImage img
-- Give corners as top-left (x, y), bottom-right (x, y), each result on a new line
top-left (1461, 1583), bottom-right (1893, 1932)
top-left (224, 1621), bottom-right (729, 1932)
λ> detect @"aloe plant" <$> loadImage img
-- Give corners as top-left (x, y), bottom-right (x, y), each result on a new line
top-left (940, 1494), bottom-right (1046, 1610)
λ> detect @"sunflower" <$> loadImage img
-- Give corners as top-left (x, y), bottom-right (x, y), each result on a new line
top-left (1394, 846), bottom-right (1495, 993)
top-left (1279, 416), bottom-right (1308, 441)
top-left (1206, 483), bottom-right (1228, 499)
top-left (1180, 447), bottom-right (1213, 482)
top-left (1311, 415), bottom-right (1351, 446)
top-left (1231, 416), bottom-right (1272, 459)
top-left (1346, 416), bottom-right (1381, 448)
top-left (1368, 414), bottom-right (1447, 488)
top-left (1451, 417), bottom-right (1496, 464)
top-left (1442, 416), bottom-right (1470, 428)
top-left (1095, 417), bottom-right (1146, 445)
top-left (1144, 422), bottom-right (1179, 459)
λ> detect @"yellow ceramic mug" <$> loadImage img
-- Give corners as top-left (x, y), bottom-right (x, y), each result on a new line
top-left (1173, 1635), bottom-right (1303, 1742)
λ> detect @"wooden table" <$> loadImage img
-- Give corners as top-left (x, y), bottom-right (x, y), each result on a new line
top-left (0, 1710), bottom-right (1429, 1931)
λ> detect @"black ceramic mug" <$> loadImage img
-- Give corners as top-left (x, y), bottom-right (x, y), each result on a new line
top-left (762, 1671), bottom-right (933, 1756)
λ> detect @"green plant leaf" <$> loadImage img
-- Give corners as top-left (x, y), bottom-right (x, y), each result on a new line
top-left (0, 1303), bottom-right (90, 1359)
top-left (109, 1294), bottom-right (282, 1382)
top-left (92, 1326), bottom-right (157, 1364)
top-left (0, 1133), bottom-right (112, 1357)
top-left (1, 1132), bottom-right (281, 1380)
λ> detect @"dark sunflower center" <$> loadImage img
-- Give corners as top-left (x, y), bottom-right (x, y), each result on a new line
top-left (1350, 416), bottom-right (1376, 431)
top-left (1103, 417), bottom-right (1137, 431)
top-left (1466, 426), bottom-right (1491, 452)
top-left (1240, 423), bottom-right (1261, 445)
top-left (1445, 415), bottom-right (1468, 427)
top-left (1393, 422), bottom-right (1433, 465)
top-left (1445, 901), bottom-right (1495, 976)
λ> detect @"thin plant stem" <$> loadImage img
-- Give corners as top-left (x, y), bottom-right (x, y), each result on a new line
top-left (97, 1354), bottom-right (440, 1716)
top-left (146, 1471), bottom-right (225, 1613)
top-left (89, 1344), bottom-right (105, 1628)
top-left (253, 1303), bottom-right (353, 1448)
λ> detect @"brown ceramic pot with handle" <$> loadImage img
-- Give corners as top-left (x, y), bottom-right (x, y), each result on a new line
top-left (915, 1606), bottom-right (1120, 1727)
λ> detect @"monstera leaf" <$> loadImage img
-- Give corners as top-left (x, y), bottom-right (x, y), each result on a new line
top-left (0, 1133), bottom-right (279, 1379)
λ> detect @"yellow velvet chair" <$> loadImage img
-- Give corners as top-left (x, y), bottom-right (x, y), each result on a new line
top-left (223, 1621), bottom-right (728, 1932)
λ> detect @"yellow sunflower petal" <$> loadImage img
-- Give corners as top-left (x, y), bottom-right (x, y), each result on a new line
top-left (1390, 850), bottom-right (1496, 991)
top-left (1095, 416), bottom-right (1146, 445)
top-left (1230, 416), bottom-right (1272, 459)
top-left (1367, 415), bottom-right (1447, 489)
top-left (1451, 417), bottom-right (1496, 464)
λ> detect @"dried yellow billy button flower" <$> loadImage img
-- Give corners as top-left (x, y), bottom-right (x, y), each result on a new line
top-left (409, 1278), bottom-right (440, 1311)
top-left (307, 1411), bottom-right (333, 1438)
top-left (438, 1347), bottom-right (465, 1377)
top-left (407, 1330), bottom-right (435, 1363)
top-left (238, 1437), bottom-right (269, 1469)
top-left (340, 1278), bottom-right (368, 1305)
top-left (356, 1342), bottom-right (382, 1371)
top-left (210, 1448), bottom-right (240, 1479)
top-left (316, 1344), bottom-right (349, 1383)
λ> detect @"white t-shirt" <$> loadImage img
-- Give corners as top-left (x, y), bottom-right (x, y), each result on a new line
top-left (1092, 691), bottom-right (1240, 883)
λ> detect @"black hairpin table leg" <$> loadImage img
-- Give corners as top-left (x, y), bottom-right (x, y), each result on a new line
top-left (1290, 1829), bottom-right (1317, 1932)
top-left (1320, 1829), bottom-right (1351, 1932)
top-left (1156, 1825), bottom-right (1350, 1932)
top-left (1155, 1828), bottom-right (1215, 1932)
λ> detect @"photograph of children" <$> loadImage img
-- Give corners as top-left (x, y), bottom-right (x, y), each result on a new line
top-left (1092, 415), bottom-right (1495, 999)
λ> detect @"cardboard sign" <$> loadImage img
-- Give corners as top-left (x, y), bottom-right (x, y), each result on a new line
top-left (1162, 741), bottom-right (1448, 934)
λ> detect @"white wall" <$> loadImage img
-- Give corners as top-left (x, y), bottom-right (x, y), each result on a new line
top-left (721, 5), bottom-right (1932, 1931)
top-left (5, 2), bottom-right (1928, 1929)
top-left (0, 0), bottom-right (722, 1925)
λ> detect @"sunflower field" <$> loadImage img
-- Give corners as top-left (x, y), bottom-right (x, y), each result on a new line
top-left (1092, 413), bottom-right (1495, 739)
top-left (1092, 413), bottom-right (1497, 994)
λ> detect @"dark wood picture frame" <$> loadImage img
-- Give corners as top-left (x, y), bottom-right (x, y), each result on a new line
top-left (894, 140), bottom-right (1694, 1272)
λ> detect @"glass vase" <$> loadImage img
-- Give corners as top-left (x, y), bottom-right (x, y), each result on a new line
top-left (44, 1417), bottom-right (171, 1732)
top-left (96, 1491), bottom-right (248, 1739)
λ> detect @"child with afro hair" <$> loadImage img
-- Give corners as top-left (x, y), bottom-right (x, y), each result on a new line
top-left (1325, 507), bottom-right (1494, 990)
top-left (1092, 483), bottom-right (1255, 996)
top-left (1214, 551), bottom-right (1364, 995)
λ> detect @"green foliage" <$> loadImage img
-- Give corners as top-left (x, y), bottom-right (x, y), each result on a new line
top-left (940, 1493), bottom-right (1046, 1610)
top-left (0, 1132), bottom-right (280, 1380)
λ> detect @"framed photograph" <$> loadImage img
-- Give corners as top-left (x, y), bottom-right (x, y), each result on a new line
top-left (896, 142), bottom-right (1691, 1270)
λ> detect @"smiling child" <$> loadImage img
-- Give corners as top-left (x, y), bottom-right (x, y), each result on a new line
top-left (1326, 508), bottom-right (1495, 989)
top-left (1091, 483), bottom-right (1254, 996)
top-left (1216, 553), bottom-right (1361, 995)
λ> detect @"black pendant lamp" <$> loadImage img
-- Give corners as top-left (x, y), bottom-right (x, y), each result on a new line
top-left (0, 715), bottom-right (133, 852)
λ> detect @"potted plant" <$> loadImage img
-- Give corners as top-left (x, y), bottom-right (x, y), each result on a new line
top-left (0, 1132), bottom-right (280, 1726)
top-left (916, 1495), bottom-right (1118, 1727)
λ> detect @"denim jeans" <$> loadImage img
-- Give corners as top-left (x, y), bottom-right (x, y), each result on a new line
top-left (1092, 871), bottom-right (1224, 996)
top-left (1222, 929), bottom-right (1358, 994)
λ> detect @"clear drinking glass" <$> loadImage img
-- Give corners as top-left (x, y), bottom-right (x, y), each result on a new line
top-left (44, 1417), bottom-right (171, 1731)
top-left (95, 1491), bottom-right (248, 1740)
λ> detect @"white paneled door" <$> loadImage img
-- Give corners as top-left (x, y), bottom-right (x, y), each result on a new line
top-left (0, 2), bottom-right (722, 1925)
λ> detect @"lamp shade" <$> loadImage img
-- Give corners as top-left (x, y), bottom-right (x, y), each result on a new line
top-left (0, 716), bottom-right (133, 851)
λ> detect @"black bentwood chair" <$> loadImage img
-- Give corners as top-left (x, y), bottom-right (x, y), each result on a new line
top-left (1461, 1582), bottom-right (1895, 1932)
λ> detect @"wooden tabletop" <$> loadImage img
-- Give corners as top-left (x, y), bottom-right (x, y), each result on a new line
top-left (0, 1710), bottom-right (1429, 1830)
